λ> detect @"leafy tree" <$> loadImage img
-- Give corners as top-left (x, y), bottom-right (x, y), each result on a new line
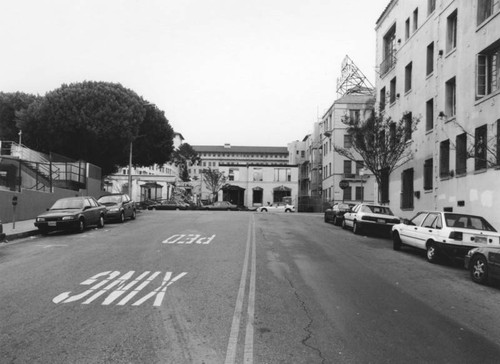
top-left (132, 105), bottom-right (174, 168)
top-left (171, 143), bottom-right (201, 182)
top-left (0, 92), bottom-right (38, 142)
top-left (17, 81), bottom-right (174, 175)
top-left (334, 112), bottom-right (419, 202)
top-left (201, 168), bottom-right (226, 202)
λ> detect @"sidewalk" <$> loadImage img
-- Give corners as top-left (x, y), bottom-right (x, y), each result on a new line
top-left (1, 219), bottom-right (39, 243)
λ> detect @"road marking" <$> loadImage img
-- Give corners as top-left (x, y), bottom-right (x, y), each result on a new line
top-left (225, 215), bottom-right (256, 364)
top-left (162, 234), bottom-right (215, 244)
top-left (52, 270), bottom-right (187, 307)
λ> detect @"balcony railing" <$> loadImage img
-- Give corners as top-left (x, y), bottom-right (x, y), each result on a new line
top-left (380, 53), bottom-right (396, 77)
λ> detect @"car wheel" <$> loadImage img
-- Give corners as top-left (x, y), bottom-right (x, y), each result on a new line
top-left (470, 255), bottom-right (489, 284)
top-left (131, 209), bottom-right (136, 220)
top-left (77, 219), bottom-right (85, 233)
top-left (98, 215), bottom-right (105, 228)
top-left (393, 231), bottom-right (402, 251)
top-left (333, 216), bottom-right (338, 225)
top-left (353, 221), bottom-right (361, 235)
top-left (119, 212), bottom-right (125, 223)
top-left (285, 209), bottom-right (291, 213)
top-left (342, 219), bottom-right (347, 229)
top-left (426, 242), bottom-right (439, 263)
top-left (38, 227), bottom-right (49, 236)
top-left (261, 208), bottom-right (267, 212)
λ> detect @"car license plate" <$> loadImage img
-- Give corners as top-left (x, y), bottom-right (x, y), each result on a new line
top-left (377, 219), bottom-right (385, 224)
top-left (475, 236), bottom-right (487, 243)
top-left (48, 221), bottom-right (57, 226)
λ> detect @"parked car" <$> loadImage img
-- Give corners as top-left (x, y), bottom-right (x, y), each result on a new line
top-left (465, 246), bottom-right (500, 284)
top-left (257, 202), bottom-right (295, 213)
top-left (34, 196), bottom-right (107, 234)
top-left (324, 203), bottom-right (355, 225)
top-left (97, 193), bottom-right (136, 222)
top-left (147, 200), bottom-right (189, 211)
top-left (203, 201), bottom-right (239, 211)
top-left (392, 211), bottom-right (500, 263)
top-left (0, 219), bottom-right (4, 241)
top-left (342, 203), bottom-right (399, 235)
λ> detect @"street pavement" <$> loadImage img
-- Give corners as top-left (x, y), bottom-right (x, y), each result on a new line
top-left (1, 218), bottom-right (38, 242)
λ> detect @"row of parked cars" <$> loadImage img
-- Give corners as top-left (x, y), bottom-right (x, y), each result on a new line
top-left (34, 194), bottom-right (137, 235)
top-left (325, 202), bottom-right (500, 285)
top-left (146, 199), bottom-right (296, 212)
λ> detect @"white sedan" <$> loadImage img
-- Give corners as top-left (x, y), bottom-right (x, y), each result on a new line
top-left (392, 211), bottom-right (500, 263)
top-left (257, 203), bottom-right (295, 213)
top-left (342, 203), bottom-right (400, 235)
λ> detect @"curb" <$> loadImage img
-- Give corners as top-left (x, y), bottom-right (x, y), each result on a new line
top-left (1, 230), bottom-right (40, 243)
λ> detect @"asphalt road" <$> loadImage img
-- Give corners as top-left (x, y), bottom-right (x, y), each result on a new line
top-left (1, 210), bottom-right (500, 363)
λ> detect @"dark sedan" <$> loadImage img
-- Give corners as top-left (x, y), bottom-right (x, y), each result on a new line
top-left (324, 203), bottom-right (355, 225)
top-left (34, 196), bottom-right (106, 234)
top-left (203, 201), bottom-right (239, 211)
top-left (97, 193), bottom-right (136, 222)
top-left (465, 246), bottom-right (500, 285)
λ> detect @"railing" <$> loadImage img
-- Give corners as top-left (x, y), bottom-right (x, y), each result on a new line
top-left (380, 53), bottom-right (396, 77)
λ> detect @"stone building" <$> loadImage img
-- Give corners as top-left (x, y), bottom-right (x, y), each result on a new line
top-left (375, 0), bottom-right (500, 222)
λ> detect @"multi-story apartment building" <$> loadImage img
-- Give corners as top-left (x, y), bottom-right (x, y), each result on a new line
top-left (320, 94), bottom-right (376, 206)
top-left (375, 0), bottom-right (500, 222)
top-left (191, 144), bottom-right (298, 208)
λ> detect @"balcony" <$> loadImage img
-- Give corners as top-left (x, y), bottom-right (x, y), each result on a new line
top-left (380, 53), bottom-right (396, 77)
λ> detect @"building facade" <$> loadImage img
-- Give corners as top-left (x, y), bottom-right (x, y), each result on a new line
top-left (191, 144), bottom-right (298, 208)
top-left (320, 94), bottom-right (376, 206)
top-left (375, 0), bottom-right (500, 222)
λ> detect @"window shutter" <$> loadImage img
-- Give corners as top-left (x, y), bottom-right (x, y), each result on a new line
top-left (477, 54), bottom-right (487, 97)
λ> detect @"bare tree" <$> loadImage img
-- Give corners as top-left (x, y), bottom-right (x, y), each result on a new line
top-left (334, 112), bottom-right (419, 202)
top-left (201, 168), bottom-right (226, 203)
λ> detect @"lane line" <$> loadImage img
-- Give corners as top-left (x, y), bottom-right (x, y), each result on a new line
top-left (225, 216), bottom-right (253, 364)
top-left (244, 215), bottom-right (256, 363)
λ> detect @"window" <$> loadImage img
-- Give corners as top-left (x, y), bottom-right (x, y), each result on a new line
top-left (405, 62), bottom-right (413, 92)
top-left (253, 168), bottom-right (263, 181)
top-left (381, 24), bottom-right (397, 75)
top-left (390, 122), bottom-right (397, 147)
top-left (428, 0), bottom-right (436, 15)
top-left (404, 112), bottom-right (413, 141)
top-left (274, 168), bottom-right (291, 182)
top-left (355, 186), bottom-right (364, 201)
top-left (343, 186), bottom-right (352, 201)
top-left (446, 11), bottom-right (457, 53)
top-left (343, 160), bottom-right (352, 174)
top-left (390, 77), bottom-right (397, 104)
top-left (401, 168), bottom-right (414, 209)
top-left (379, 87), bottom-right (386, 111)
top-left (426, 99), bottom-right (434, 131)
top-left (356, 160), bottom-right (364, 175)
top-left (445, 77), bottom-right (456, 117)
top-left (477, 0), bottom-right (493, 25)
top-left (344, 134), bottom-right (353, 148)
top-left (413, 8), bottom-right (419, 32)
top-left (349, 109), bottom-right (360, 122)
top-left (228, 168), bottom-right (239, 181)
top-left (253, 188), bottom-right (263, 204)
top-left (440, 140), bottom-right (450, 177)
top-left (424, 158), bottom-right (433, 190)
top-left (477, 42), bottom-right (500, 98)
top-left (426, 42), bottom-right (434, 75)
top-left (456, 133), bottom-right (467, 175)
top-left (405, 18), bottom-right (410, 40)
top-left (475, 125), bottom-right (488, 170)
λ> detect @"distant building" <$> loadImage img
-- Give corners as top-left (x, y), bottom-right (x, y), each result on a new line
top-left (375, 0), bottom-right (500, 221)
top-left (191, 144), bottom-right (298, 208)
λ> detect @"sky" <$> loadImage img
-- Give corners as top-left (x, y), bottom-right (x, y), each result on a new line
top-left (0, 0), bottom-right (389, 147)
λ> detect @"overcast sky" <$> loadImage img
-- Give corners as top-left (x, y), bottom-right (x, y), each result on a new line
top-left (0, 0), bottom-right (388, 147)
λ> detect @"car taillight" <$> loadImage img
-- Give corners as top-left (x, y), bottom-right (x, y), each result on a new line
top-left (449, 231), bottom-right (463, 241)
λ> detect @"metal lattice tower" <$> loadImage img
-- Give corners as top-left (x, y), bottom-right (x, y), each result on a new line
top-left (336, 55), bottom-right (374, 97)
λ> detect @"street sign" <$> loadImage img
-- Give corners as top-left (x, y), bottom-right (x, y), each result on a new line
top-left (339, 180), bottom-right (350, 190)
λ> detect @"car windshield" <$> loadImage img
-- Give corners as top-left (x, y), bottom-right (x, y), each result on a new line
top-left (444, 213), bottom-right (497, 232)
top-left (98, 195), bottom-right (121, 204)
top-left (51, 198), bottom-right (84, 210)
top-left (362, 205), bottom-right (394, 215)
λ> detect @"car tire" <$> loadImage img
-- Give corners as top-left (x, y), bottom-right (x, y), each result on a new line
top-left (119, 212), bottom-right (125, 223)
top-left (38, 227), bottom-right (49, 236)
top-left (342, 219), bottom-right (347, 230)
top-left (285, 209), bottom-right (291, 213)
top-left (77, 219), bottom-right (85, 233)
top-left (98, 215), bottom-right (105, 229)
top-left (470, 255), bottom-right (489, 284)
top-left (131, 209), bottom-right (136, 220)
top-left (353, 221), bottom-right (361, 235)
top-left (333, 216), bottom-right (338, 225)
top-left (261, 208), bottom-right (267, 212)
top-left (426, 242), bottom-right (439, 263)
top-left (393, 232), bottom-right (402, 251)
